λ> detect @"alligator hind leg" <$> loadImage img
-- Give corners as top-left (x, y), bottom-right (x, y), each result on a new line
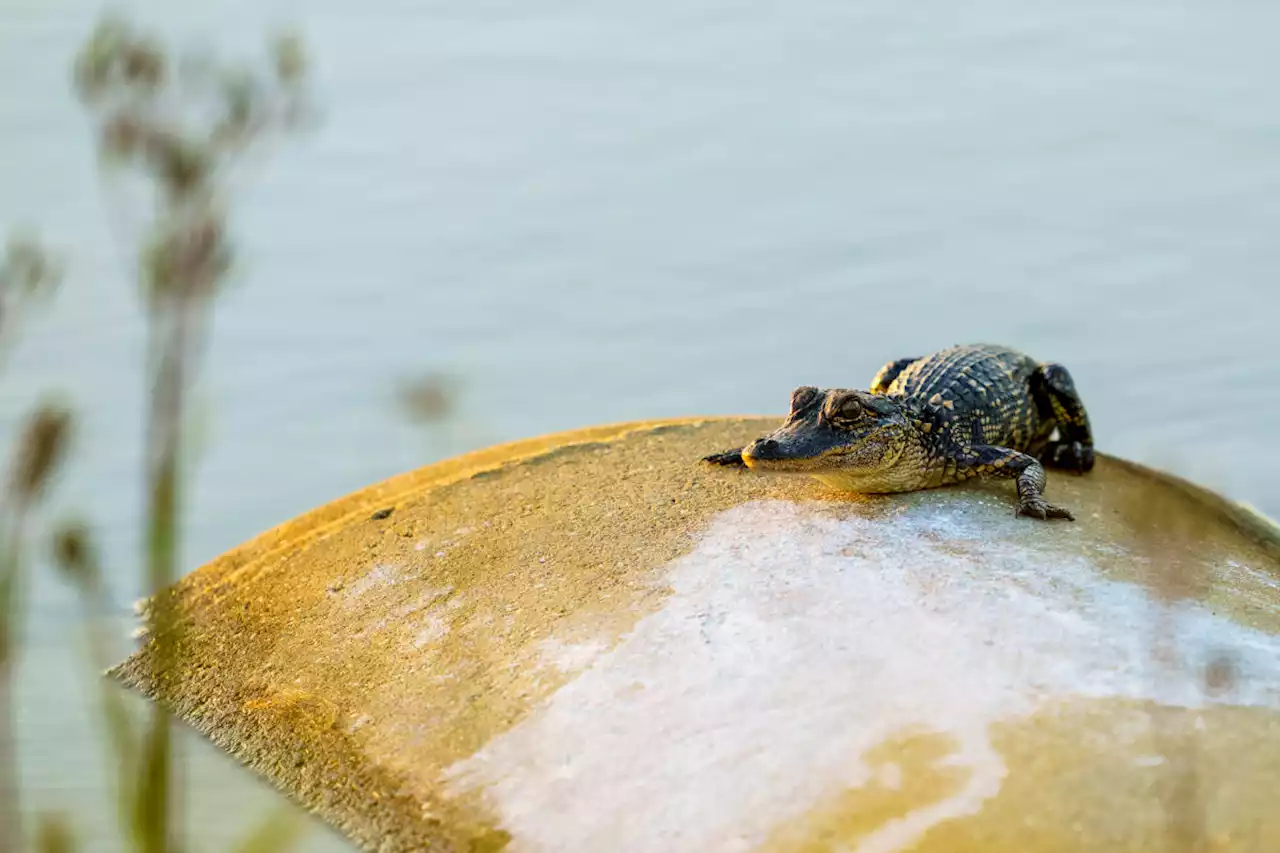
top-left (951, 444), bottom-right (1075, 521)
top-left (869, 356), bottom-right (919, 394)
top-left (702, 448), bottom-right (746, 467)
top-left (1032, 362), bottom-right (1095, 474)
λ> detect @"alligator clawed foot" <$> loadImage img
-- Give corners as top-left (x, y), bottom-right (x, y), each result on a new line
top-left (1016, 497), bottom-right (1075, 522)
top-left (1044, 440), bottom-right (1095, 475)
top-left (701, 449), bottom-right (746, 468)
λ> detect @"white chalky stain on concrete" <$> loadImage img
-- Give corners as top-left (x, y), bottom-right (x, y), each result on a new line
top-left (445, 500), bottom-right (1280, 853)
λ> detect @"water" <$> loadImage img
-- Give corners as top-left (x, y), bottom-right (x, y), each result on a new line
top-left (2, 0), bottom-right (1278, 848)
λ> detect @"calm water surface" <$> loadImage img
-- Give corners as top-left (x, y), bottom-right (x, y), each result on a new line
top-left (3, 0), bottom-right (1279, 848)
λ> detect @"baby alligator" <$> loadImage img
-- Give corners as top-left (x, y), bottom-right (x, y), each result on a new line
top-left (702, 343), bottom-right (1095, 520)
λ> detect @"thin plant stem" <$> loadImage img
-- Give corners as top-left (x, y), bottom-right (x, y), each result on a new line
top-left (136, 308), bottom-right (198, 853)
top-left (0, 501), bottom-right (29, 853)
top-left (55, 527), bottom-right (138, 829)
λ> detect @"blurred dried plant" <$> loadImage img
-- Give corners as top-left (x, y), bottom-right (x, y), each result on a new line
top-left (398, 371), bottom-right (458, 425)
top-left (8, 406), bottom-right (74, 507)
top-left (0, 234), bottom-right (63, 364)
top-left (0, 15), bottom-right (322, 853)
top-left (48, 517), bottom-right (138, 833)
top-left (73, 16), bottom-right (315, 311)
top-left (0, 235), bottom-right (68, 853)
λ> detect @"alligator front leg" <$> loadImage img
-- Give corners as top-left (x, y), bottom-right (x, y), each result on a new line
top-left (950, 444), bottom-right (1075, 521)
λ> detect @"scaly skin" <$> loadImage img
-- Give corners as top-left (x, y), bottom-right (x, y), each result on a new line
top-left (701, 344), bottom-right (1095, 521)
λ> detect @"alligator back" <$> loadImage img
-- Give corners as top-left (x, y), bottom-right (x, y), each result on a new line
top-left (882, 343), bottom-right (1048, 453)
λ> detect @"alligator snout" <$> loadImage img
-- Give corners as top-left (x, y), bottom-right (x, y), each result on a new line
top-left (745, 437), bottom-right (782, 461)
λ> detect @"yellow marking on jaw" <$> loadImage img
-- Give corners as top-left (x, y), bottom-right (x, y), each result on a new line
top-left (812, 465), bottom-right (924, 494)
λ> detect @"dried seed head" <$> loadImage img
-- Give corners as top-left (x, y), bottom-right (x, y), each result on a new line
top-left (399, 372), bottom-right (456, 424)
top-left (51, 520), bottom-right (99, 590)
top-left (122, 38), bottom-right (166, 87)
top-left (145, 132), bottom-right (211, 197)
top-left (10, 404), bottom-right (73, 503)
top-left (273, 33), bottom-right (307, 83)
top-left (73, 18), bottom-right (132, 101)
top-left (142, 210), bottom-right (233, 306)
top-left (2, 234), bottom-right (63, 299)
top-left (100, 113), bottom-right (146, 163)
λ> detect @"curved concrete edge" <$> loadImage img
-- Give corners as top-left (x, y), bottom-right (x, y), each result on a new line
top-left (1098, 454), bottom-right (1280, 560)
top-left (124, 416), bottom-right (751, 624)
top-left (118, 415), bottom-right (1280, 632)
top-left (114, 667), bottom-right (473, 852)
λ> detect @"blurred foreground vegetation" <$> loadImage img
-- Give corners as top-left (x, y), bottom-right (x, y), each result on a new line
top-left (1, 15), bottom-right (323, 853)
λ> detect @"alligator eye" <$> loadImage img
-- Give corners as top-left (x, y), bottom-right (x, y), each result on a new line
top-left (789, 386), bottom-right (820, 413)
top-left (826, 394), bottom-right (864, 422)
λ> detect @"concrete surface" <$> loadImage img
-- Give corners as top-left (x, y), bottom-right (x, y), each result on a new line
top-left (113, 417), bottom-right (1280, 853)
